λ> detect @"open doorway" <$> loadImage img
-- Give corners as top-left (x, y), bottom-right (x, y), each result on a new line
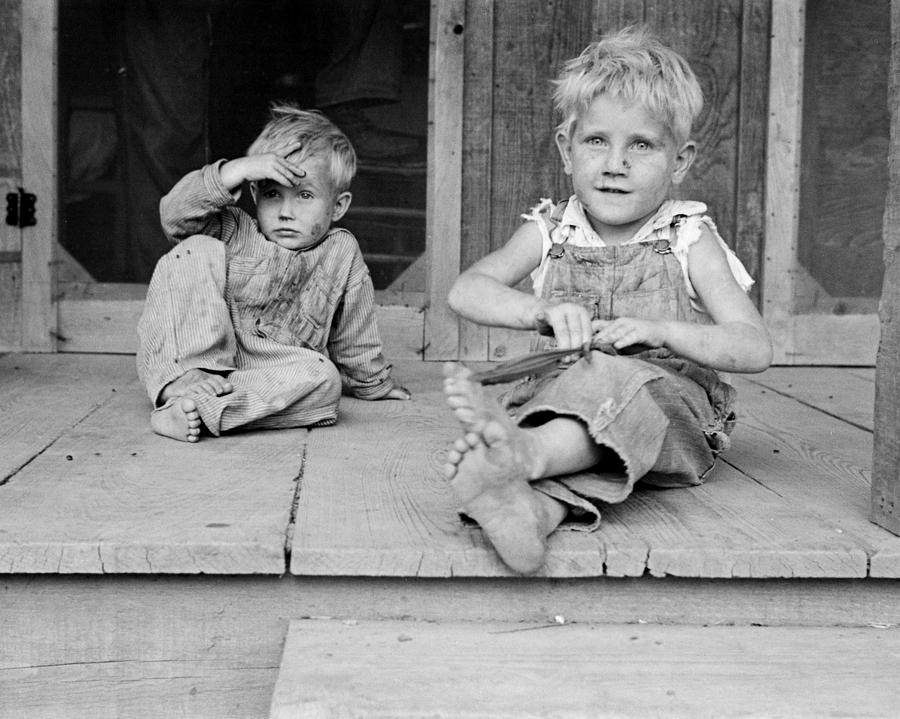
top-left (58, 0), bottom-right (428, 296)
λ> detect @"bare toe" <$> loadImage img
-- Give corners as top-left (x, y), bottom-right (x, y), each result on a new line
top-left (150, 397), bottom-right (204, 443)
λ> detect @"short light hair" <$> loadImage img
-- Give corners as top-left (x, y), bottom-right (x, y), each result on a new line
top-left (552, 26), bottom-right (703, 146)
top-left (246, 103), bottom-right (357, 193)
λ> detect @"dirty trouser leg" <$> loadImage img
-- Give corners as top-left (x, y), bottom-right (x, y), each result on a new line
top-left (190, 336), bottom-right (342, 435)
top-left (136, 235), bottom-right (237, 405)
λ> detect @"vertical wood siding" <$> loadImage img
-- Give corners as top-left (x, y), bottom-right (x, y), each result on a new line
top-left (457, 0), bottom-right (769, 359)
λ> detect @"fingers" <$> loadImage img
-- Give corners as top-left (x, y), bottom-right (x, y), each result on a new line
top-left (592, 318), bottom-right (664, 350)
top-left (274, 141), bottom-right (305, 162)
top-left (544, 304), bottom-right (593, 350)
top-left (270, 157), bottom-right (306, 187)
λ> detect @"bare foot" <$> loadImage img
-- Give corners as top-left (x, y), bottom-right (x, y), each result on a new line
top-left (442, 363), bottom-right (554, 574)
top-left (159, 368), bottom-right (233, 403)
top-left (150, 397), bottom-right (203, 443)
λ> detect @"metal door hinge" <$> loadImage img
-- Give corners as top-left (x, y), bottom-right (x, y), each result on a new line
top-left (5, 187), bottom-right (37, 228)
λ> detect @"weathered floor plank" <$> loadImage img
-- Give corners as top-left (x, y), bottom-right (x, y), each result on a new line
top-left (742, 366), bottom-right (875, 430)
top-left (0, 360), bottom-right (303, 574)
top-left (0, 353), bottom-right (137, 482)
top-left (602, 464), bottom-right (867, 579)
top-left (292, 363), bottom-right (605, 578)
top-left (728, 375), bottom-right (900, 576)
top-left (270, 618), bottom-right (900, 719)
top-left (1, 661), bottom-right (277, 719)
top-left (0, 355), bottom-right (889, 578)
top-left (293, 361), bottom-right (880, 579)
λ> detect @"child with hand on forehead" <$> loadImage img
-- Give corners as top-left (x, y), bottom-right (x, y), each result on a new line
top-left (442, 26), bottom-right (772, 574)
top-left (137, 104), bottom-right (409, 443)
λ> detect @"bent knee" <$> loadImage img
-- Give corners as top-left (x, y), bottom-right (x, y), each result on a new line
top-left (157, 235), bottom-right (223, 267)
top-left (151, 235), bottom-right (227, 284)
top-left (312, 356), bottom-right (342, 398)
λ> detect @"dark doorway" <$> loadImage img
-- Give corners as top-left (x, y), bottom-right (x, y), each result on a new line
top-left (59, 0), bottom-right (428, 292)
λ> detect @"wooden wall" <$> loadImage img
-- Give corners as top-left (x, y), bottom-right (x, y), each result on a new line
top-left (457, 0), bottom-right (771, 360)
top-left (872, 0), bottom-right (900, 536)
top-left (0, 0), bottom-right (22, 350)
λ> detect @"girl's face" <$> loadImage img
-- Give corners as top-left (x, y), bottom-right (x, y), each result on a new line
top-left (252, 154), bottom-right (350, 251)
top-left (555, 93), bottom-right (695, 245)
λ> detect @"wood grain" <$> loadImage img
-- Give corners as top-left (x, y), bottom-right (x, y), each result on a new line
top-left (293, 360), bottom-right (885, 579)
top-left (0, 353), bottom-right (136, 481)
top-left (0, 356), bottom-right (302, 573)
top-left (734, 0), bottom-right (770, 302)
top-left (20, 0), bottom-right (57, 352)
top-left (271, 618), bottom-right (900, 719)
top-left (5, 575), bottom-right (900, 719)
top-left (872, 0), bottom-right (900, 539)
top-left (290, 363), bottom-right (605, 578)
top-left (743, 366), bottom-right (875, 431)
top-left (0, 0), bottom-right (20, 179)
top-left (729, 375), bottom-right (900, 576)
top-left (458, 0), bottom-right (493, 360)
top-left (424, 0), bottom-right (466, 360)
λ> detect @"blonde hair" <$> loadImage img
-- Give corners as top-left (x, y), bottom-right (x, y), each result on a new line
top-left (247, 103), bottom-right (357, 192)
top-left (552, 26), bottom-right (703, 146)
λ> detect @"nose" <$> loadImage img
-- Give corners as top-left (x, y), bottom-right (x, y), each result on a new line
top-left (278, 198), bottom-right (295, 220)
top-left (602, 145), bottom-right (629, 174)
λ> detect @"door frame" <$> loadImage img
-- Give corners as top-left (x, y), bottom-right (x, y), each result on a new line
top-left (763, 0), bottom-right (880, 365)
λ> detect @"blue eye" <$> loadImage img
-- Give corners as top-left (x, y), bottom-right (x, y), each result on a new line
top-left (632, 140), bottom-right (652, 152)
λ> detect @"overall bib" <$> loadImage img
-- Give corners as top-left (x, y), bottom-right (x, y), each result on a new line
top-left (503, 212), bottom-right (737, 530)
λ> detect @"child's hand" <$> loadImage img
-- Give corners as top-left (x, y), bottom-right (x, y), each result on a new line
top-left (382, 386), bottom-right (412, 400)
top-left (591, 317), bottom-right (668, 351)
top-left (534, 303), bottom-right (593, 351)
top-left (220, 142), bottom-right (306, 190)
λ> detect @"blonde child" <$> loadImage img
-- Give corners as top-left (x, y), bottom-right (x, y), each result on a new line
top-left (138, 104), bottom-right (409, 443)
top-left (442, 27), bottom-right (772, 574)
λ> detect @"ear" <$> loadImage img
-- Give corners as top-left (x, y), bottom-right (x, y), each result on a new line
top-left (331, 191), bottom-right (352, 223)
top-left (555, 131), bottom-right (574, 176)
top-left (671, 140), bottom-right (697, 186)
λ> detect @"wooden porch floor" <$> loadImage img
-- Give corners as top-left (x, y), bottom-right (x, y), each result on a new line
top-left (0, 353), bottom-right (893, 580)
top-left (3, 353), bottom-right (900, 718)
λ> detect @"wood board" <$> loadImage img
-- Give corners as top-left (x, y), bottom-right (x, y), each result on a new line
top-left (270, 618), bottom-right (900, 719)
top-left (292, 360), bottom-right (885, 579)
top-left (0, 355), bottom-right (303, 573)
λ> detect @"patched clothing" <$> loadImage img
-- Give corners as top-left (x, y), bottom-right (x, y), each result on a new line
top-left (505, 196), bottom-right (752, 530)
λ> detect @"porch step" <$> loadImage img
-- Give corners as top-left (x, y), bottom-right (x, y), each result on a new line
top-left (290, 362), bottom-right (899, 580)
top-left (269, 618), bottom-right (900, 718)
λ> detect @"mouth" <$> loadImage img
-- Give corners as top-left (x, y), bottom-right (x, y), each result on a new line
top-left (598, 187), bottom-right (629, 194)
top-left (273, 228), bottom-right (300, 236)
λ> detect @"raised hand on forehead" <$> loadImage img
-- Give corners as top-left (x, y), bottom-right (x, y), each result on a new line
top-left (220, 141), bottom-right (307, 190)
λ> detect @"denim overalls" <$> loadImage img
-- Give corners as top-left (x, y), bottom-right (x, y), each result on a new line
top-left (503, 200), bottom-right (738, 530)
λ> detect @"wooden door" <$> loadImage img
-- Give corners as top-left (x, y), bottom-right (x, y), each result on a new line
top-left (20, 0), bottom-right (459, 358)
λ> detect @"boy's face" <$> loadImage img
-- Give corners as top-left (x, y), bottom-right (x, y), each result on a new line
top-left (555, 93), bottom-right (695, 245)
top-left (251, 154), bottom-right (351, 251)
